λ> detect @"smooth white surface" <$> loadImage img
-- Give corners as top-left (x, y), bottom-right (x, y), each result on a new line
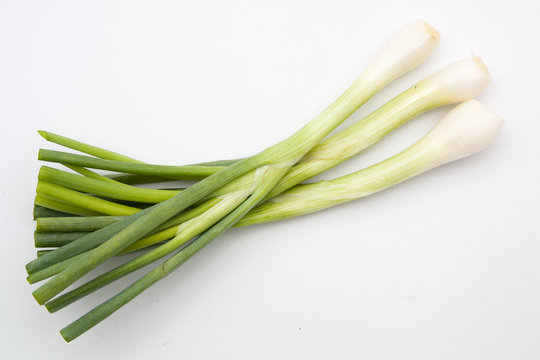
top-left (1, 1), bottom-right (539, 358)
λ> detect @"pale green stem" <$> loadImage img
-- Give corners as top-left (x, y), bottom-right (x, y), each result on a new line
top-left (36, 182), bottom-right (140, 216)
top-left (63, 164), bottom-right (123, 184)
top-left (39, 166), bottom-right (179, 204)
top-left (38, 131), bottom-right (143, 163)
top-left (34, 194), bottom-right (103, 217)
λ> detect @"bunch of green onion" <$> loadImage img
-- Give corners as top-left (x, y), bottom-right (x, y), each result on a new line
top-left (27, 20), bottom-right (503, 342)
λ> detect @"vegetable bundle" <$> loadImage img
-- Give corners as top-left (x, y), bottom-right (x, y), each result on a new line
top-left (27, 20), bottom-right (503, 342)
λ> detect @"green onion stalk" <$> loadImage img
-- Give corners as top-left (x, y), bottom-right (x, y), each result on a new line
top-left (29, 19), bottom-right (441, 312)
top-left (58, 98), bottom-right (504, 341)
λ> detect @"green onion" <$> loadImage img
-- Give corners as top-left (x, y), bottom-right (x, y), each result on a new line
top-left (26, 21), bottom-right (505, 342)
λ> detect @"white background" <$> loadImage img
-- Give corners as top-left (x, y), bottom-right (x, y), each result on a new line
top-left (1, 0), bottom-right (539, 358)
